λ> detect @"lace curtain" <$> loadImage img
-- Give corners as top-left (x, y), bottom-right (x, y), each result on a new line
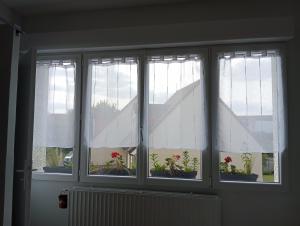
top-left (216, 50), bottom-right (286, 153)
top-left (85, 57), bottom-right (138, 148)
top-left (148, 54), bottom-right (208, 151)
top-left (33, 60), bottom-right (76, 149)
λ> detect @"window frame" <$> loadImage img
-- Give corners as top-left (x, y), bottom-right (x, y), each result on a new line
top-left (32, 42), bottom-right (288, 192)
top-left (211, 43), bottom-right (288, 191)
top-left (31, 53), bottom-right (82, 182)
top-left (79, 50), bottom-right (144, 185)
top-left (142, 47), bottom-right (212, 190)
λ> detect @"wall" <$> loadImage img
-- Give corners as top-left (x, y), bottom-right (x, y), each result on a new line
top-left (20, 1), bottom-right (294, 50)
top-left (30, 181), bottom-right (72, 226)
top-left (0, 2), bottom-right (21, 27)
top-left (21, 1), bottom-right (300, 226)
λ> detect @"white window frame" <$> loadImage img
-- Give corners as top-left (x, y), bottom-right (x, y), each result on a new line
top-left (31, 53), bottom-right (82, 182)
top-left (211, 43), bottom-right (288, 191)
top-left (142, 47), bottom-right (211, 191)
top-left (31, 43), bottom-right (288, 192)
top-left (79, 48), bottom-right (212, 190)
top-left (79, 50), bottom-right (144, 186)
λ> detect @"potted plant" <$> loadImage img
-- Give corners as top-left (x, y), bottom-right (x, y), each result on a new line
top-left (89, 161), bottom-right (100, 175)
top-left (219, 153), bottom-right (258, 182)
top-left (176, 151), bottom-right (198, 178)
top-left (149, 153), bottom-right (168, 177)
top-left (165, 154), bottom-right (183, 177)
top-left (129, 160), bottom-right (137, 176)
top-left (150, 151), bottom-right (200, 179)
top-left (43, 148), bottom-right (72, 174)
top-left (100, 151), bottom-right (130, 176)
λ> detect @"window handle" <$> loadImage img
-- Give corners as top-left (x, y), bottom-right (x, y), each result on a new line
top-left (140, 127), bottom-right (143, 143)
top-left (16, 168), bottom-right (37, 173)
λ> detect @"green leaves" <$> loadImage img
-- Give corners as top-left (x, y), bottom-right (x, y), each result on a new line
top-left (241, 153), bottom-right (253, 175)
top-left (150, 151), bottom-right (200, 173)
top-left (192, 157), bottom-right (199, 172)
top-left (219, 153), bottom-right (254, 175)
top-left (150, 153), bottom-right (167, 172)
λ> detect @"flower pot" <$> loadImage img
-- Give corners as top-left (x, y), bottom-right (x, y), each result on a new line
top-left (220, 172), bottom-right (258, 182)
top-left (43, 166), bottom-right (72, 174)
top-left (150, 169), bottom-right (171, 177)
top-left (129, 169), bottom-right (136, 176)
top-left (100, 168), bottom-right (130, 176)
top-left (150, 169), bottom-right (197, 179)
top-left (89, 169), bottom-right (100, 175)
top-left (172, 170), bottom-right (198, 179)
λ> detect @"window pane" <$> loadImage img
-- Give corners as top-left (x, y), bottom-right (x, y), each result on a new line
top-left (85, 57), bottom-right (138, 177)
top-left (216, 50), bottom-right (286, 183)
top-left (32, 59), bottom-right (76, 174)
top-left (147, 54), bottom-right (207, 180)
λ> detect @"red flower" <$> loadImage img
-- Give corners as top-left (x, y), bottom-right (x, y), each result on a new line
top-left (173, 154), bottom-right (181, 160)
top-left (111, 152), bottom-right (120, 158)
top-left (224, 156), bottom-right (232, 163)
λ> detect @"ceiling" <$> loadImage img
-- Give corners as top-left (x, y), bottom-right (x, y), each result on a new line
top-left (2, 0), bottom-right (196, 15)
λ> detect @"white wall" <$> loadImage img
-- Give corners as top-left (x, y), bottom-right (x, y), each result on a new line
top-left (24, 2), bottom-right (300, 226)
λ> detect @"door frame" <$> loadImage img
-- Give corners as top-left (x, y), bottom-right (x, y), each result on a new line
top-left (13, 48), bottom-right (37, 226)
top-left (0, 25), bottom-right (20, 226)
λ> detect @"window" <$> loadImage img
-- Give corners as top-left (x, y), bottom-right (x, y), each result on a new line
top-left (32, 58), bottom-right (77, 175)
top-left (33, 44), bottom-right (287, 189)
top-left (146, 54), bottom-right (207, 180)
top-left (215, 49), bottom-right (286, 184)
top-left (84, 56), bottom-right (138, 177)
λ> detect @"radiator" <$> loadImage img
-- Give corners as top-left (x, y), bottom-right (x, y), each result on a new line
top-left (68, 188), bottom-right (221, 226)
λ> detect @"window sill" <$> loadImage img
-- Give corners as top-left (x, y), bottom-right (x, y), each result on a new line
top-left (32, 172), bottom-right (76, 182)
top-left (213, 179), bottom-right (288, 192)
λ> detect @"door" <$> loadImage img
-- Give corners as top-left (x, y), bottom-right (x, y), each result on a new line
top-left (13, 49), bottom-right (36, 226)
top-left (0, 24), bottom-right (20, 226)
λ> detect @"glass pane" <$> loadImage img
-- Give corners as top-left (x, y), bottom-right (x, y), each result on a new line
top-left (32, 59), bottom-right (76, 174)
top-left (86, 57), bottom-right (138, 177)
top-left (217, 50), bottom-right (286, 183)
top-left (147, 54), bottom-right (207, 180)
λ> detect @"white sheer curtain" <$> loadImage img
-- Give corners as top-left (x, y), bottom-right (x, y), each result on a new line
top-left (33, 60), bottom-right (76, 149)
top-left (216, 50), bottom-right (286, 154)
top-left (85, 57), bottom-right (138, 148)
top-left (148, 54), bottom-right (208, 151)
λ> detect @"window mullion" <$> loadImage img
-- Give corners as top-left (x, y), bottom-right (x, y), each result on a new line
top-left (137, 54), bottom-right (147, 185)
top-left (73, 55), bottom-right (83, 182)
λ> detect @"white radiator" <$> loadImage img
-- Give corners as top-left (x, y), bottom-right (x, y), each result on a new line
top-left (68, 188), bottom-right (221, 226)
